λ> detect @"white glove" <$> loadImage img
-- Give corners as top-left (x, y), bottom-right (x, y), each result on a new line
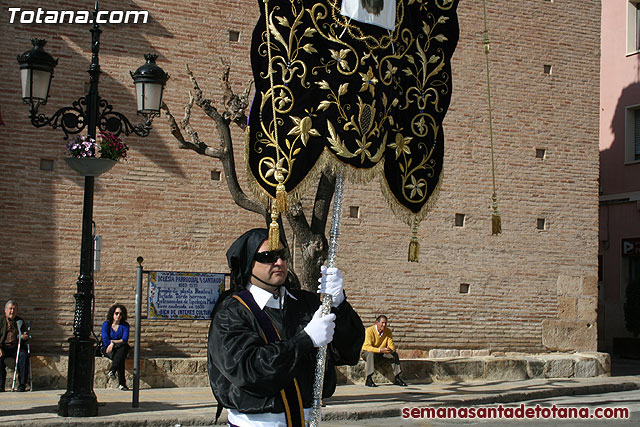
top-left (303, 307), bottom-right (336, 347)
top-left (317, 266), bottom-right (345, 307)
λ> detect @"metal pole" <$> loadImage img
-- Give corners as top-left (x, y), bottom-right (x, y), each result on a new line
top-left (309, 171), bottom-right (344, 427)
top-left (133, 257), bottom-right (143, 408)
top-left (12, 320), bottom-right (23, 391)
top-left (58, 7), bottom-right (101, 417)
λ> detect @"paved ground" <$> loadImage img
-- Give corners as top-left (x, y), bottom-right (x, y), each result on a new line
top-left (2, 374), bottom-right (640, 426)
top-left (321, 388), bottom-right (640, 426)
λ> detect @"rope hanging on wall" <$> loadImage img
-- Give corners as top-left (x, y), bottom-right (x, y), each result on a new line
top-left (482, 0), bottom-right (502, 235)
top-left (263, 0), bottom-right (287, 250)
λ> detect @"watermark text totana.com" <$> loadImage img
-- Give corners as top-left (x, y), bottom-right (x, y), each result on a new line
top-left (8, 7), bottom-right (149, 24)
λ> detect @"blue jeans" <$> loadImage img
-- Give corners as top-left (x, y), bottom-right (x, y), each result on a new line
top-left (0, 344), bottom-right (30, 388)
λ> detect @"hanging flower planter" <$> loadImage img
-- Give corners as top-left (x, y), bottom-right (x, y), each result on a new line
top-left (64, 131), bottom-right (129, 176)
top-left (65, 157), bottom-right (117, 176)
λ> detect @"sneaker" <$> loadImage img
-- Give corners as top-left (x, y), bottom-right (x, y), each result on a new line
top-left (365, 375), bottom-right (377, 388)
top-left (394, 375), bottom-right (407, 387)
top-left (107, 370), bottom-right (116, 381)
top-left (17, 385), bottom-right (26, 392)
top-left (119, 384), bottom-right (129, 391)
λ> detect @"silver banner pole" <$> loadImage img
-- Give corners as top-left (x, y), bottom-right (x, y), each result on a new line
top-left (309, 171), bottom-right (344, 427)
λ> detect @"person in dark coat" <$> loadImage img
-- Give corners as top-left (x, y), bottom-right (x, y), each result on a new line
top-left (208, 228), bottom-right (364, 426)
top-left (0, 300), bottom-right (30, 392)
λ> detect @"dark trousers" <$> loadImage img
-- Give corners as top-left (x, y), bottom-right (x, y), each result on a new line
top-left (0, 344), bottom-right (30, 388)
top-left (362, 350), bottom-right (402, 377)
top-left (105, 343), bottom-right (129, 386)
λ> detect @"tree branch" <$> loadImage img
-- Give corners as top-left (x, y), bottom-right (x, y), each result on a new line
top-left (220, 59), bottom-right (253, 131)
top-left (163, 65), bottom-right (264, 215)
top-left (162, 61), bottom-right (334, 290)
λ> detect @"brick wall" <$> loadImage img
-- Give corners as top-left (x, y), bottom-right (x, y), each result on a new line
top-left (0, 0), bottom-right (600, 357)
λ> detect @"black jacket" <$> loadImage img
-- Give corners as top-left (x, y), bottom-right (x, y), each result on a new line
top-left (207, 288), bottom-right (364, 413)
top-left (1, 315), bottom-right (27, 347)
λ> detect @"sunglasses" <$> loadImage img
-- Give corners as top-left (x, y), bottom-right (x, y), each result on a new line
top-left (114, 312), bottom-right (122, 316)
top-left (254, 249), bottom-right (288, 264)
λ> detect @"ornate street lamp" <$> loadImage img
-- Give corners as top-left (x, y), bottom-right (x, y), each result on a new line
top-left (16, 6), bottom-right (168, 418)
top-left (131, 54), bottom-right (169, 117)
top-left (17, 38), bottom-right (57, 111)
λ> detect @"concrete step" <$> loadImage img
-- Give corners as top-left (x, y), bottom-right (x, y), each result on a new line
top-left (7, 351), bottom-right (610, 391)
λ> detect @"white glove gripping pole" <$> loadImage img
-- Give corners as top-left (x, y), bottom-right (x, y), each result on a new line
top-left (310, 171), bottom-right (344, 427)
top-left (12, 319), bottom-right (24, 391)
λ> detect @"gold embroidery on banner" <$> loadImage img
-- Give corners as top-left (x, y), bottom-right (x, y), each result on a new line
top-left (248, 0), bottom-right (457, 230)
top-left (259, 3), bottom-right (313, 88)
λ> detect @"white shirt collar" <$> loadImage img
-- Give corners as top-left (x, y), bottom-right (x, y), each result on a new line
top-left (247, 283), bottom-right (297, 310)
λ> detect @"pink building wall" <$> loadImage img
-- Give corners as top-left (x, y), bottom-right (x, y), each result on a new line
top-left (599, 0), bottom-right (640, 351)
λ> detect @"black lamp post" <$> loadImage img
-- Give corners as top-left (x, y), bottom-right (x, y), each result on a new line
top-left (17, 6), bottom-right (168, 418)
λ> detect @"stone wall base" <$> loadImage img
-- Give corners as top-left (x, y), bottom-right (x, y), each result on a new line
top-left (5, 352), bottom-right (610, 390)
top-left (339, 352), bottom-right (610, 385)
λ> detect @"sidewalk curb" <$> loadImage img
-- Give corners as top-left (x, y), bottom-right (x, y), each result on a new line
top-left (320, 380), bottom-right (640, 421)
top-left (3, 378), bottom-right (640, 426)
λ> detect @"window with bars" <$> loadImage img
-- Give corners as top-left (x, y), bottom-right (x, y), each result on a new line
top-left (636, 3), bottom-right (640, 51)
top-left (625, 106), bottom-right (640, 163)
top-left (635, 109), bottom-right (640, 161)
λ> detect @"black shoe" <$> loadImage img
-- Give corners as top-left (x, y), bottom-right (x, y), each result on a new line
top-left (394, 375), bottom-right (407, 387)
top-left (365, 375), bottom-right (377, 387)
top-left (17, 385), bottom-right (26, 392)
top-left (107, 370), bottom-right (116, 381)
top-left (119, 384), bottom-right (129, 391)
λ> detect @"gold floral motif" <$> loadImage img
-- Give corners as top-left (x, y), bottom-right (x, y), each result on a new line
top-left (412, 113), bottom-right (438, 139)
top-left (288, 115), bottom-right (320, 146)
top-left (260, 4), bottom-right (313, 88)
top-left (397, 141), bottom-right (436, 204)
top-left (409, 0), bottom-right (456, 12)
top-left (359, 67), bottom-right (379, 97)
top-left (401, 15), bottom-right (451, 115)
top-left (388, 132), bottom-right (413, 159)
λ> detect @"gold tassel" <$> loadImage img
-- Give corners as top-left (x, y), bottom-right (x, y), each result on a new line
top-left (492, 213), bottom-right (502, 235)
top-left (491, 194), bottom-right (502, 235)
top-left (408, 237), bottom-right (419, 262)
top-left (275, 183), bottom-right (287, 213)
top-left (268, 205), bottom-right (280, 250)
top-left (408, 218), bottom-right (420, 262)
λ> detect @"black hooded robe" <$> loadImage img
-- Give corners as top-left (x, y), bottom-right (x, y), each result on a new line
top-left (207, 228), bottom-right (365, 418)
top-left (208, 288), bottom-right (364, 413)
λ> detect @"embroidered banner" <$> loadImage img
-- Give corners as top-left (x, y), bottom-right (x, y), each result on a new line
top-left (247, 0), bottom-right (459, 226)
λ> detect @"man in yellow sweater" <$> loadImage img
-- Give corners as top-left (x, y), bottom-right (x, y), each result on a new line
top-left (361, 315), bottom-right (407, 387)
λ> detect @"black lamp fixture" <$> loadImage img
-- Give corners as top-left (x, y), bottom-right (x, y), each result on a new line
top-left (131, 54), bottom-right (169, 116)
top-left (16, 3), bottom-right (168, 419)
top-left (17, 28), bottom-right (168, 139)
top-left (17, 38), bottom-right (58, 111)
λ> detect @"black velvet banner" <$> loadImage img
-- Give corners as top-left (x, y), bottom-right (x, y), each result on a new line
top-left (247, 0), bottom-right (459, 222)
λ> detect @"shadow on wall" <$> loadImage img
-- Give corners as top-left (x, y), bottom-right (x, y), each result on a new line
top-left (15, 341), bottom-right (209, 390)
top-left (600, 81), bottom-right (640, 195)
top-left (0, 0), bottom-right (189, 357)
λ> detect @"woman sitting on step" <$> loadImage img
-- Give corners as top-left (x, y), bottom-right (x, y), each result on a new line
top-left (101, 303), bottom-right (130, 391)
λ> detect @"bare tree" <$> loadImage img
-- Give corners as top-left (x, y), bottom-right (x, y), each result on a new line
top-left (162, 62), bottom-right (335, 291)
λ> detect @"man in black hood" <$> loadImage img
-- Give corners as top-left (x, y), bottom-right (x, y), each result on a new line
top-left (208, 228), bottom-right (364, 426)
